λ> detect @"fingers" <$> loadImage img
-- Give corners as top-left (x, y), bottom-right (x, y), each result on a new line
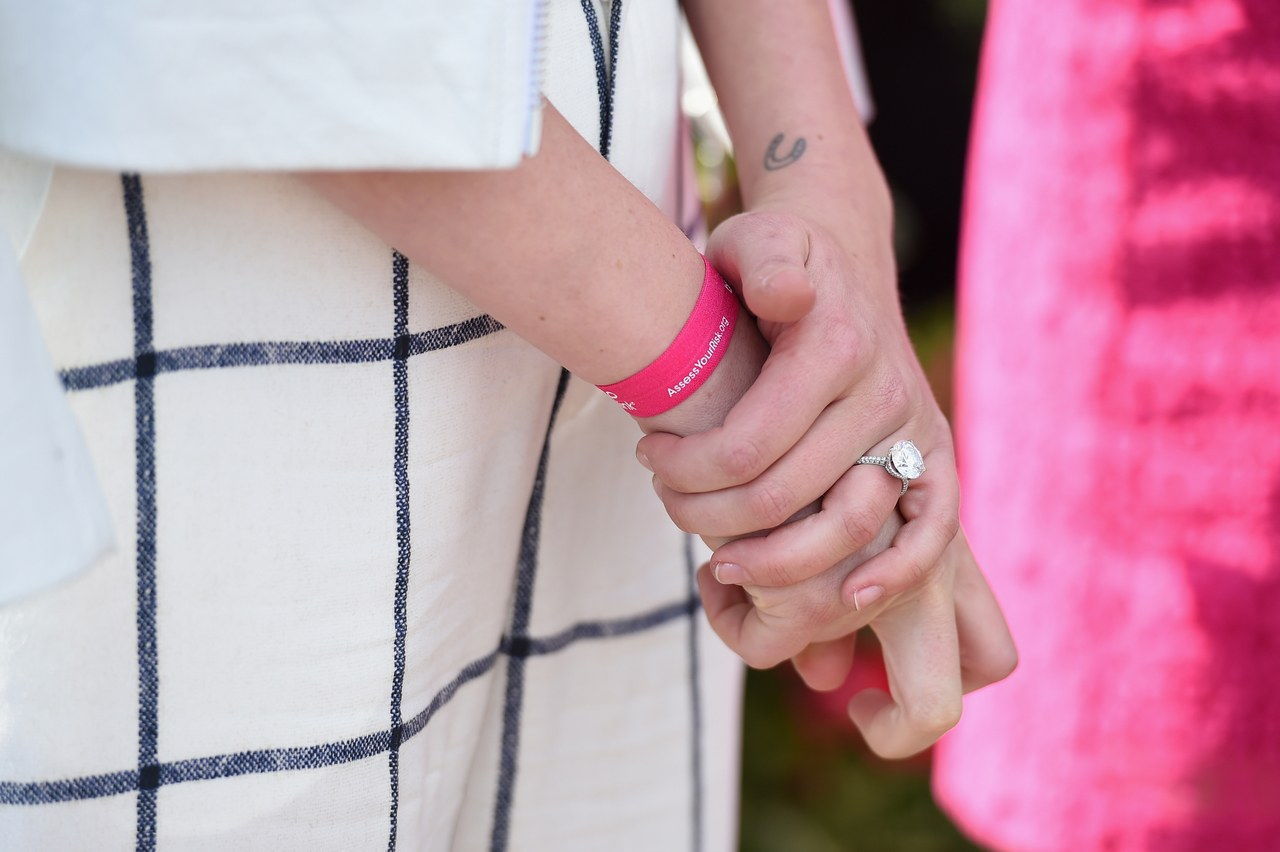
top-left (706, 211), bottom-right (815, 323)
top-left (791, 635), bottom-right (857, 692)
top-left (949, 531), bottom-right (1018, 692)
top-left (696, 563), bottom-right (810, 669)
top-left (637, 239), bottom-right (890, 496)
top-left (636, 323), bottom-right (858, 494)
top-left (781, 532), bottom-right (1012, 760)
top-left (651, 394), bottom-right (887, 537)
top-left (707, 463), bottom-right (902, 586)
top-left (849, 577), bottom-right (962, 759)
top-left (837, 446), bottom-right (961, 609)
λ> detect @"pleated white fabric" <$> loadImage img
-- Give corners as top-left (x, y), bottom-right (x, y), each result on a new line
top-left (0, 2), bottom-right (743, 849)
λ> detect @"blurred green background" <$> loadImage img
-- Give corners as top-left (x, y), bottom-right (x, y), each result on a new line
top-left (694, 1), bottom-right (990, 848)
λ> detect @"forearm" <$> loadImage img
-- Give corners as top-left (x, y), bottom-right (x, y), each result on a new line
top-left (304, 102), bottom-right (764, 435)
top-left (683, 0), bottom-right (890, 231)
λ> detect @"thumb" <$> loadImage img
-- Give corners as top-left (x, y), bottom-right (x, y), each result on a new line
top-left (706, 211), bottom-right (815, 323)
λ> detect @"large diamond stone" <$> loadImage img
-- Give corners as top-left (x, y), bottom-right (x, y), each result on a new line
top-left (888, 440), bottom-right (925, 480)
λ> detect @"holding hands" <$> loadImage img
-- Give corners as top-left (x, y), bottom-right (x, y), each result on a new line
top-left (640, 208), bottom-right (1016, 758)
top-left (650, 0), bottom-right (1017, 755)
top-left (310, 0), bottom-right (1017, 761)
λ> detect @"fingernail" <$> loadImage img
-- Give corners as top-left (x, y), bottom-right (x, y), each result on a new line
top-left (852, 585), bottom-right (884, 612)
top-left (713, 562), bottom-right (746, 585)
top-left (636, 449), bottom-right (652, 471)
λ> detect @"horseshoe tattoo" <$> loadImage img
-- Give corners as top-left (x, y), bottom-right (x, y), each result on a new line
top-left (763, 132), bottom-right (807, 171)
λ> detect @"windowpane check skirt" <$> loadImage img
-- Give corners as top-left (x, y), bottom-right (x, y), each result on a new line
top-left (0, 3), bottom-right (742, 848)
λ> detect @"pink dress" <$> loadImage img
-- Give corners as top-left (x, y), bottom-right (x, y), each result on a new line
top-left (935, 1), bottom-right (1280, 849)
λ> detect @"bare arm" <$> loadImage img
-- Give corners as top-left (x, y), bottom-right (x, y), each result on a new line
top-left (304, 103), bottom-right (766, 436)
top-left (683, 0), bottom-right (891, 242)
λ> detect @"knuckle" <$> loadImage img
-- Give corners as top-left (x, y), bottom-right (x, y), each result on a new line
top-left (826, 319), bottom-right (866, 368)
top-left (755, 591), bottom-right (830, 632)
top-left (986, 644), bottom-right (1020, 684)
top-left (865, 739), bottom-right (900, 761)
top-left (900, 553), bottom-right (937, 592)
top-left (660, 496), bottom-right (698, 535)
top-left (717, 436), bottom-right (764, 484)
top-left (905, 696), bottom-right (963, 739)
top-left (835, 505), bottom-right (881, 554)
top-left (753, 556), bottom-right (799, 589)
top-left (791, 591), bottom-right (841, 628)
top-left (872, 372), bottom-right (912, 423)
top-left (748, 478), bottom-right (797, 529)
top-left (749, 588), bottom-right (788, 617)
top-left (658, 467), bottom-right (696, 494)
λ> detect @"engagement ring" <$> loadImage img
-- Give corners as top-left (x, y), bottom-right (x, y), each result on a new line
top-left (856, 440), bottom-right (926, 495)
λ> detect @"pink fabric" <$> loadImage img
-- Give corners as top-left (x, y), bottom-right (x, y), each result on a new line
top-left (936, 1), bottom-right (1280, 849)
top-left (597, 258), bottom-right (738, 417)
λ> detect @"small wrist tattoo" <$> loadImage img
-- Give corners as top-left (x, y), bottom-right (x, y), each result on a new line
top-left (763, 132), bottom-right (807, 171)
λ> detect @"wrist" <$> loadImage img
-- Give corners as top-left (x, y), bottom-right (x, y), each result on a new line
top-left (636, 302), bottom-right (766, 437)
top-left (739, 121), bottom-right (892, 225)
top-left (750, 170), bottom-right (891, 241)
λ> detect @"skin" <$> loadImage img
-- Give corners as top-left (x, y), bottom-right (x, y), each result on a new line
top-left (305, 6), bottom-right (1018, 756)
top-left (632, 0), bottom-right (1019, 756)
top-left (305, 105), bottom-right (770, 440)
top-left (306, 106), bottom-right (713, 389)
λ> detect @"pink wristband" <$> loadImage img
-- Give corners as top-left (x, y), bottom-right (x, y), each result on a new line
top-left (597, 257), bottom-right (739, 418)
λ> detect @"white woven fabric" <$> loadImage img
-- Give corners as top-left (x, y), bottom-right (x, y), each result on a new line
top-left (0, 223), bottom-right (114, 605)
top-left (0, 2), bottom-right (742, 848)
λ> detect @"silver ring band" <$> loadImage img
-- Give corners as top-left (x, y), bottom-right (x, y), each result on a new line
top-left (856, 440), bottom-right (926, 495)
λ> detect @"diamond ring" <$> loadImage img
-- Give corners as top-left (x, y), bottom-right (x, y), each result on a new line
top-left (856, 440), bottom-right (926, 495)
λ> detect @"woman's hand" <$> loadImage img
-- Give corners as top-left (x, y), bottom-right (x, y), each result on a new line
top-left (699, 523), bottom-right (1016, 759)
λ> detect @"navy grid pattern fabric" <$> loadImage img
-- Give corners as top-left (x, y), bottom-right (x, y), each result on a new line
top-left (58, 315), bottom-right (505, 393)
top-left (488, 370), bottom-right (572, 852)
top-left (579, 0), bottom-right (623, 158)
top-left (2, 2), bottom-right (708, 847)
top-left (124, 171), bottom-right (160, 852)
top-left (0, 597), bottom-right (696, 809)
top-left (486, 3), bottom-right (708, 849)
top-left (386, 249), bottom-right (412, 851)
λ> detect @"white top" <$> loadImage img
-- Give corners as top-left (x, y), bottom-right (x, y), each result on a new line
top-left (0, 0), bottom-right (545, 171)
top-left (0, 0), bottom-right (873, 608)
top-left (0, 0), bottom-right (548, 603)
top-left (0, 153), bottom-right (113, 603)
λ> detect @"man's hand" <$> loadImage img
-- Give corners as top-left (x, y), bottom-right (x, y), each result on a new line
top-left (638, 210), bottom-right (960, 611)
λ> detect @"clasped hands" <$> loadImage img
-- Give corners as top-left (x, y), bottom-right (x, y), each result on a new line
top-left (638, 209), bottom-right (1017, 759)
